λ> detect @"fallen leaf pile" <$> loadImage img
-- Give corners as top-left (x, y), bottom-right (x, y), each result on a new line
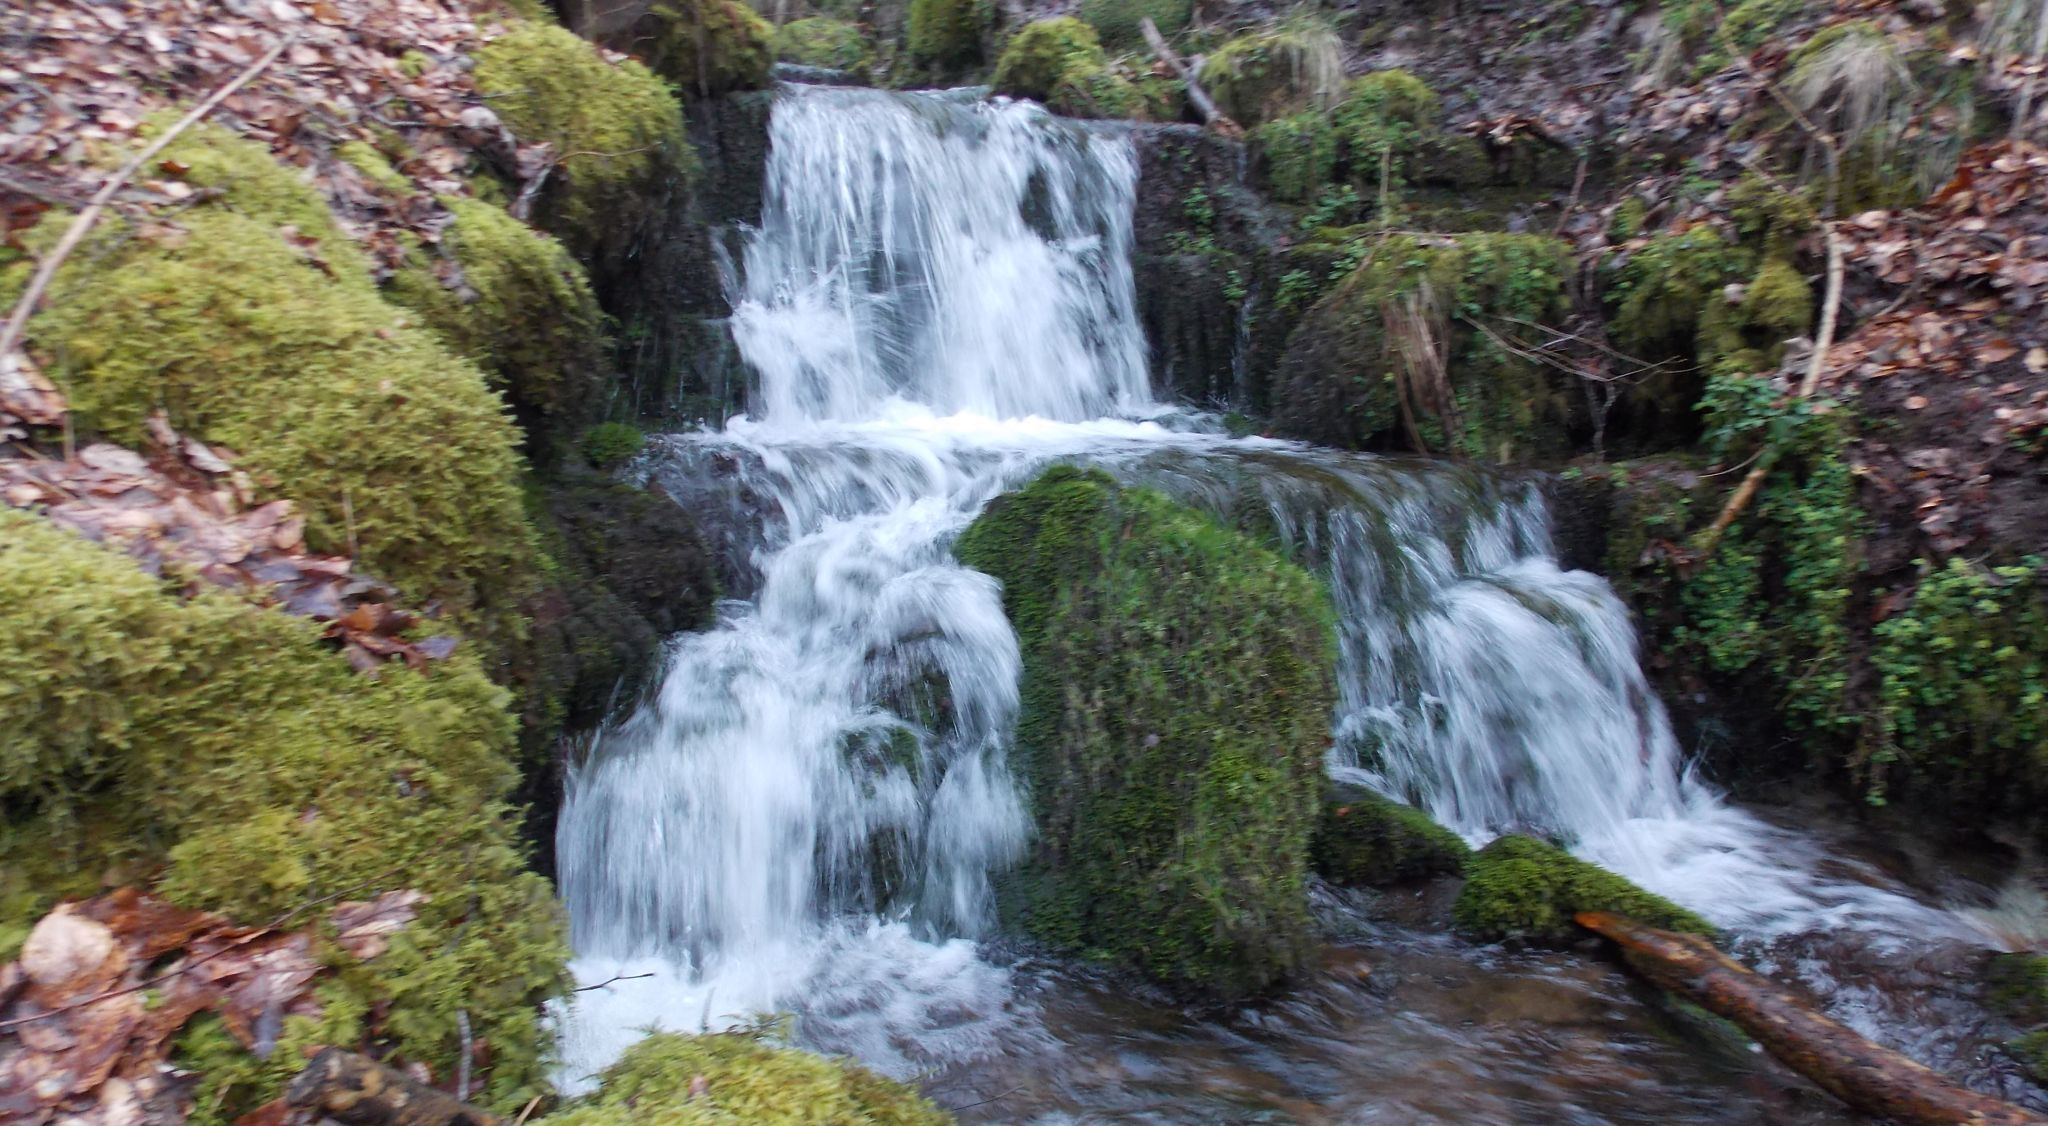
top-left (1818, 142), bottom-right (2048, 563)
top-left (1, 411), bottom-right (460, 671)
top-left (0, 888), bottom-right (421, 1126)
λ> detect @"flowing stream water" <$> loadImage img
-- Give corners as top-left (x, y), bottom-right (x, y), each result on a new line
top-left (550, 84), bottom-right (2025, 1120)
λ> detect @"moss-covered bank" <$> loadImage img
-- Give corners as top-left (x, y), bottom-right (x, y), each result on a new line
top-left (1453, 834), bottom-right (1714, 943)
top-left (955, 466), bottom-right (1336, 997)
top-left (0, 509), bottom-right (566, 1119)
top-left (993, 18), bottom-right (1143, 120)
top-left (542, 1030), bottom-right (950, 1124)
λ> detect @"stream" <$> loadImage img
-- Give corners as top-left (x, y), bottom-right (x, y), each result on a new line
top-left (547, 83), bottom-right (2042, 1122)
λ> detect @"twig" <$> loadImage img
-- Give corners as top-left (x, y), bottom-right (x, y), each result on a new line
top-left (2013, 0), bottom-right (2048, 141)
top-left (0, 33), bottom-right (296, 377)
top-left (1142, 17), bottom-right (1241, 137)
top-left (511, 1096), bottom-right (544, 1126)
top-left (456, 1009), bottom-right (474, 1102)
top-left (1553, 156), bottom-right (1589, 236)
top-left (572, 971), bottom-right (655, 992)
top-left (945, 1086), bottom-right (1023, 1113)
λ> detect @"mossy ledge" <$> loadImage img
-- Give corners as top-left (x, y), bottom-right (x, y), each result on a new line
top-left (955, 466), bottom-right (1337, 998)
top-left (992, 18), bottom-right (1143, 120)
top-left (1453, 834), bottom-right (1714, 944)
top-left (1311, 783), bottom-right (1470, 887)
top-left (0, 508), bottom-right (566, 1120)
top-left (542, 1030), bottom-right (951, 1124)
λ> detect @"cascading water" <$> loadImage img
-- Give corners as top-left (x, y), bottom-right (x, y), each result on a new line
top-left (550, 83), bottom-right (1968, 1099)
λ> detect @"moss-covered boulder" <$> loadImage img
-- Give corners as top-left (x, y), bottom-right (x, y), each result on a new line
top-left (1453, 834), bottom-right (1714, 943)
top-left (631, 0), bottom-right (776, 97)
top-left (1078, 0), bottom-right (1191, 49)
top-left (542, 1031), bottom-right (950, 1124)
top-left (18, 127), bottom-right (535, 634)
top-left (1312, 784), bottom-right (1470, 887)
top-left (1271, 232), bottom-right (1573, 461)
top-left (908, 0), bottom-right (993, 69)
top-left (774, 15), bottom-right (871, 72)
top-left (993, 19), bottom-right (1144, 120)
top-left (1250, 70), bottom-right (1444, 205)
top-left (388, 195), bottom-right (610, 456)
top-left (955, 467), bottom-right (1336, 997)
top-left (473, 22), bottom-right (690, 258)
top-left (0, 509), bottom-right (566, 1119)
top-left (1199, 19), bottom-right (1343, 127)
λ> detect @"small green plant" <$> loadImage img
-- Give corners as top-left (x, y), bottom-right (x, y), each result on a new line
top-left (581, 421), bottom-right (647, 469)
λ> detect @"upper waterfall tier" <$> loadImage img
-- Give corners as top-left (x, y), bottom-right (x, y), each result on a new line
top-left (733, 86), bottom-right (1151, 424)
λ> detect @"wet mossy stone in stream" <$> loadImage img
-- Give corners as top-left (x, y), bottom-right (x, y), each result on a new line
top-left (387, 195), bottom-right (610, 457)
top-left (1312, 784), bottom-right (1470, 887)
top-left (0, 509), bottom-right (567, 1121)
top-left (473, 22), bottom-right (691, 259)
top-left (1453, 834), bottom-right (1714, 944)
top-left (993, 19), bottom-right (1144, 121)
top-left (541, 1030), bottom-right (951, 1124)
top-left (11, 126), bottom-right (536, 637)
top-left (955, 466), bottom-right (1337, 998)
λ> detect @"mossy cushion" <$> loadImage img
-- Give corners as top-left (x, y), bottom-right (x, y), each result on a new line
top-left (955, 466), bottom-right (1336, 997)
top-left (1452, 834), bottom-right (1714, 943)
top-left (1311, 784), bottom-right (1470, 887)
top-left (993, 18), bottom-right (1143, 120)
top-left (541, 1031), bottom-right (951, 1124)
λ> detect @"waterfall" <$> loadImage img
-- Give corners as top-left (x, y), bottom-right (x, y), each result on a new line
top-left (550, 84), bottom-right (1956, 1091)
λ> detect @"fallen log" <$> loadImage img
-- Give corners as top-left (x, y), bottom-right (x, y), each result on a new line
top-left (285, 1047), bottom-right (503, 1126)
top-left (1576, 911), bottom-right (2048, 1126)
top-left (1140, 17), bottom-right (1242, 139)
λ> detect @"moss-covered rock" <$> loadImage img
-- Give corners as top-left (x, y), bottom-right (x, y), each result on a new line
top-left (1271, 232), bottom-right (1573, 461)
top-left (1077, 0), bottom-right (1190, 48)
top-left (473, 22), bottom-right (691, 258)
top-left (1453, 834), bottom-right (1714, 943)
top-left (20, 127), bottom-right (535, 633)
top-left (774, 15), bottom-right (871, 72)
top-left (388, 195), bottom-right (610, 456)
top-left (1311, 784), bottom-right (1470, 887)
top-left (907, 0), bottom-right (993, 69)
top-left (1199, 18), bottom-right (1343, 127)
top-left (634, 0), bottom-right (776, 97)
top-left (542, 1030), bottom-right (950, 1124)
top-left (1249, 111), bottom-right (1338, 203)
top-left (955, 467), bottom-right (1336, 997)
top-left (0, 508), bottom-right (566, 1119)
top-left (993, 18), bottom-right (1143, 120)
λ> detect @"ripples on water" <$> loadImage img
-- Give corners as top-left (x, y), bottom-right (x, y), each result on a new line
top-left (547, 83), bottom-right (2034, 1121)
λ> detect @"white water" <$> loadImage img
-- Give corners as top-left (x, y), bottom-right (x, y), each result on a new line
top-left (550, 84), bottom-right (1964, 1092)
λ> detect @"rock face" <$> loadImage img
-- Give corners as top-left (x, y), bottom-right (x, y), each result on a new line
top-left (955, 467), bottom-right (1336, 998)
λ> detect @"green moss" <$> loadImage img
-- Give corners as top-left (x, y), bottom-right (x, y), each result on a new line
top-left (580, 421), bottom-right (647, 469)
top-left (908, 0), bottom-right (993, 68)
top-left (1311, 784), bottom-right (1469, 886)
top-left (1199, 18), bottom-right (1343, 127)
top-left (774, 16), bottom-right (871, 71)
top-left (955, 467), bottom-right (1336, 997)
top-left (335, 140), bottom-right (414, 195)
top-left (1606, 225), bottom-right (1756, 368)
top-left (542, 1030), bottom-right (950, 1124)
top-left (1078, 0), bottom-right (1191, 48)
top-left (387, 195), bottom-right (609, 452)
top-left (638, 0), bottom-right (776, 97)
top-left (0, 509), bottom-right (567, 1119)
top-left (146, 119), bottom-right (354, 265)
top-left (1986, 954), bottom-right (2048, 1083)
top-left (1742, 257), bottom-right (1813, 343)
top-left (1330, 70), bottom-right (1439, 191)
top-left (23, 132), bottom-right (536, 631)
top-left (1720, 0), bottom-right (1812, 52)
top-left (1453, 834), bottom-right (1714, 942)
top-left (1273, 232), bottom-right (1573, 461)
top-left (473, 22), bottom-right (690, 254)
top-left (1251, 112), bottom-right (1338, 203)
top-left (993, 19), bottom-right (1143, 119)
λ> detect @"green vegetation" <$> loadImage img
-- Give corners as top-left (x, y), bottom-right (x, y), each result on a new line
top-left (21, 126), bottom-right (535, 631)
top-left (0, 509), bottom-right (566, 1119)
top-left (1251, 70), bottom-right (1444, 209)
top-left (1200, 18), bottom-right (1344, 127)
top-left (1453, 834), bottom-right (1714, 942)
top-left (388, 195), bottom-right (609, 452)
top-left (1078, 0), bottom-right (1191, 48)
top-left (1251, 112), bottom-right (1338, 202)
top-left (774, 16), bottom-right (871, 71)
top-left (542, 1030), bottom-right (950, 1124)
top-left (474, 22), bottom-right (690, 253)
top-left (1988, 953), bottom-right (2048, 1083)
top-left (1272, 232), bottom-right (1574, 461)
top-left (992, 19), bottom-right (1144, 119)
top-left (1311, 785), bottom-right (1470, 886)
top-left (908, 0), bottom-right (993, 68)
top-left (631, 0), bottom-right (775, 96)
top-left (581, 421), bottom-right (648, 469)
top-left (955, 467), bottom-right (1336, 997)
